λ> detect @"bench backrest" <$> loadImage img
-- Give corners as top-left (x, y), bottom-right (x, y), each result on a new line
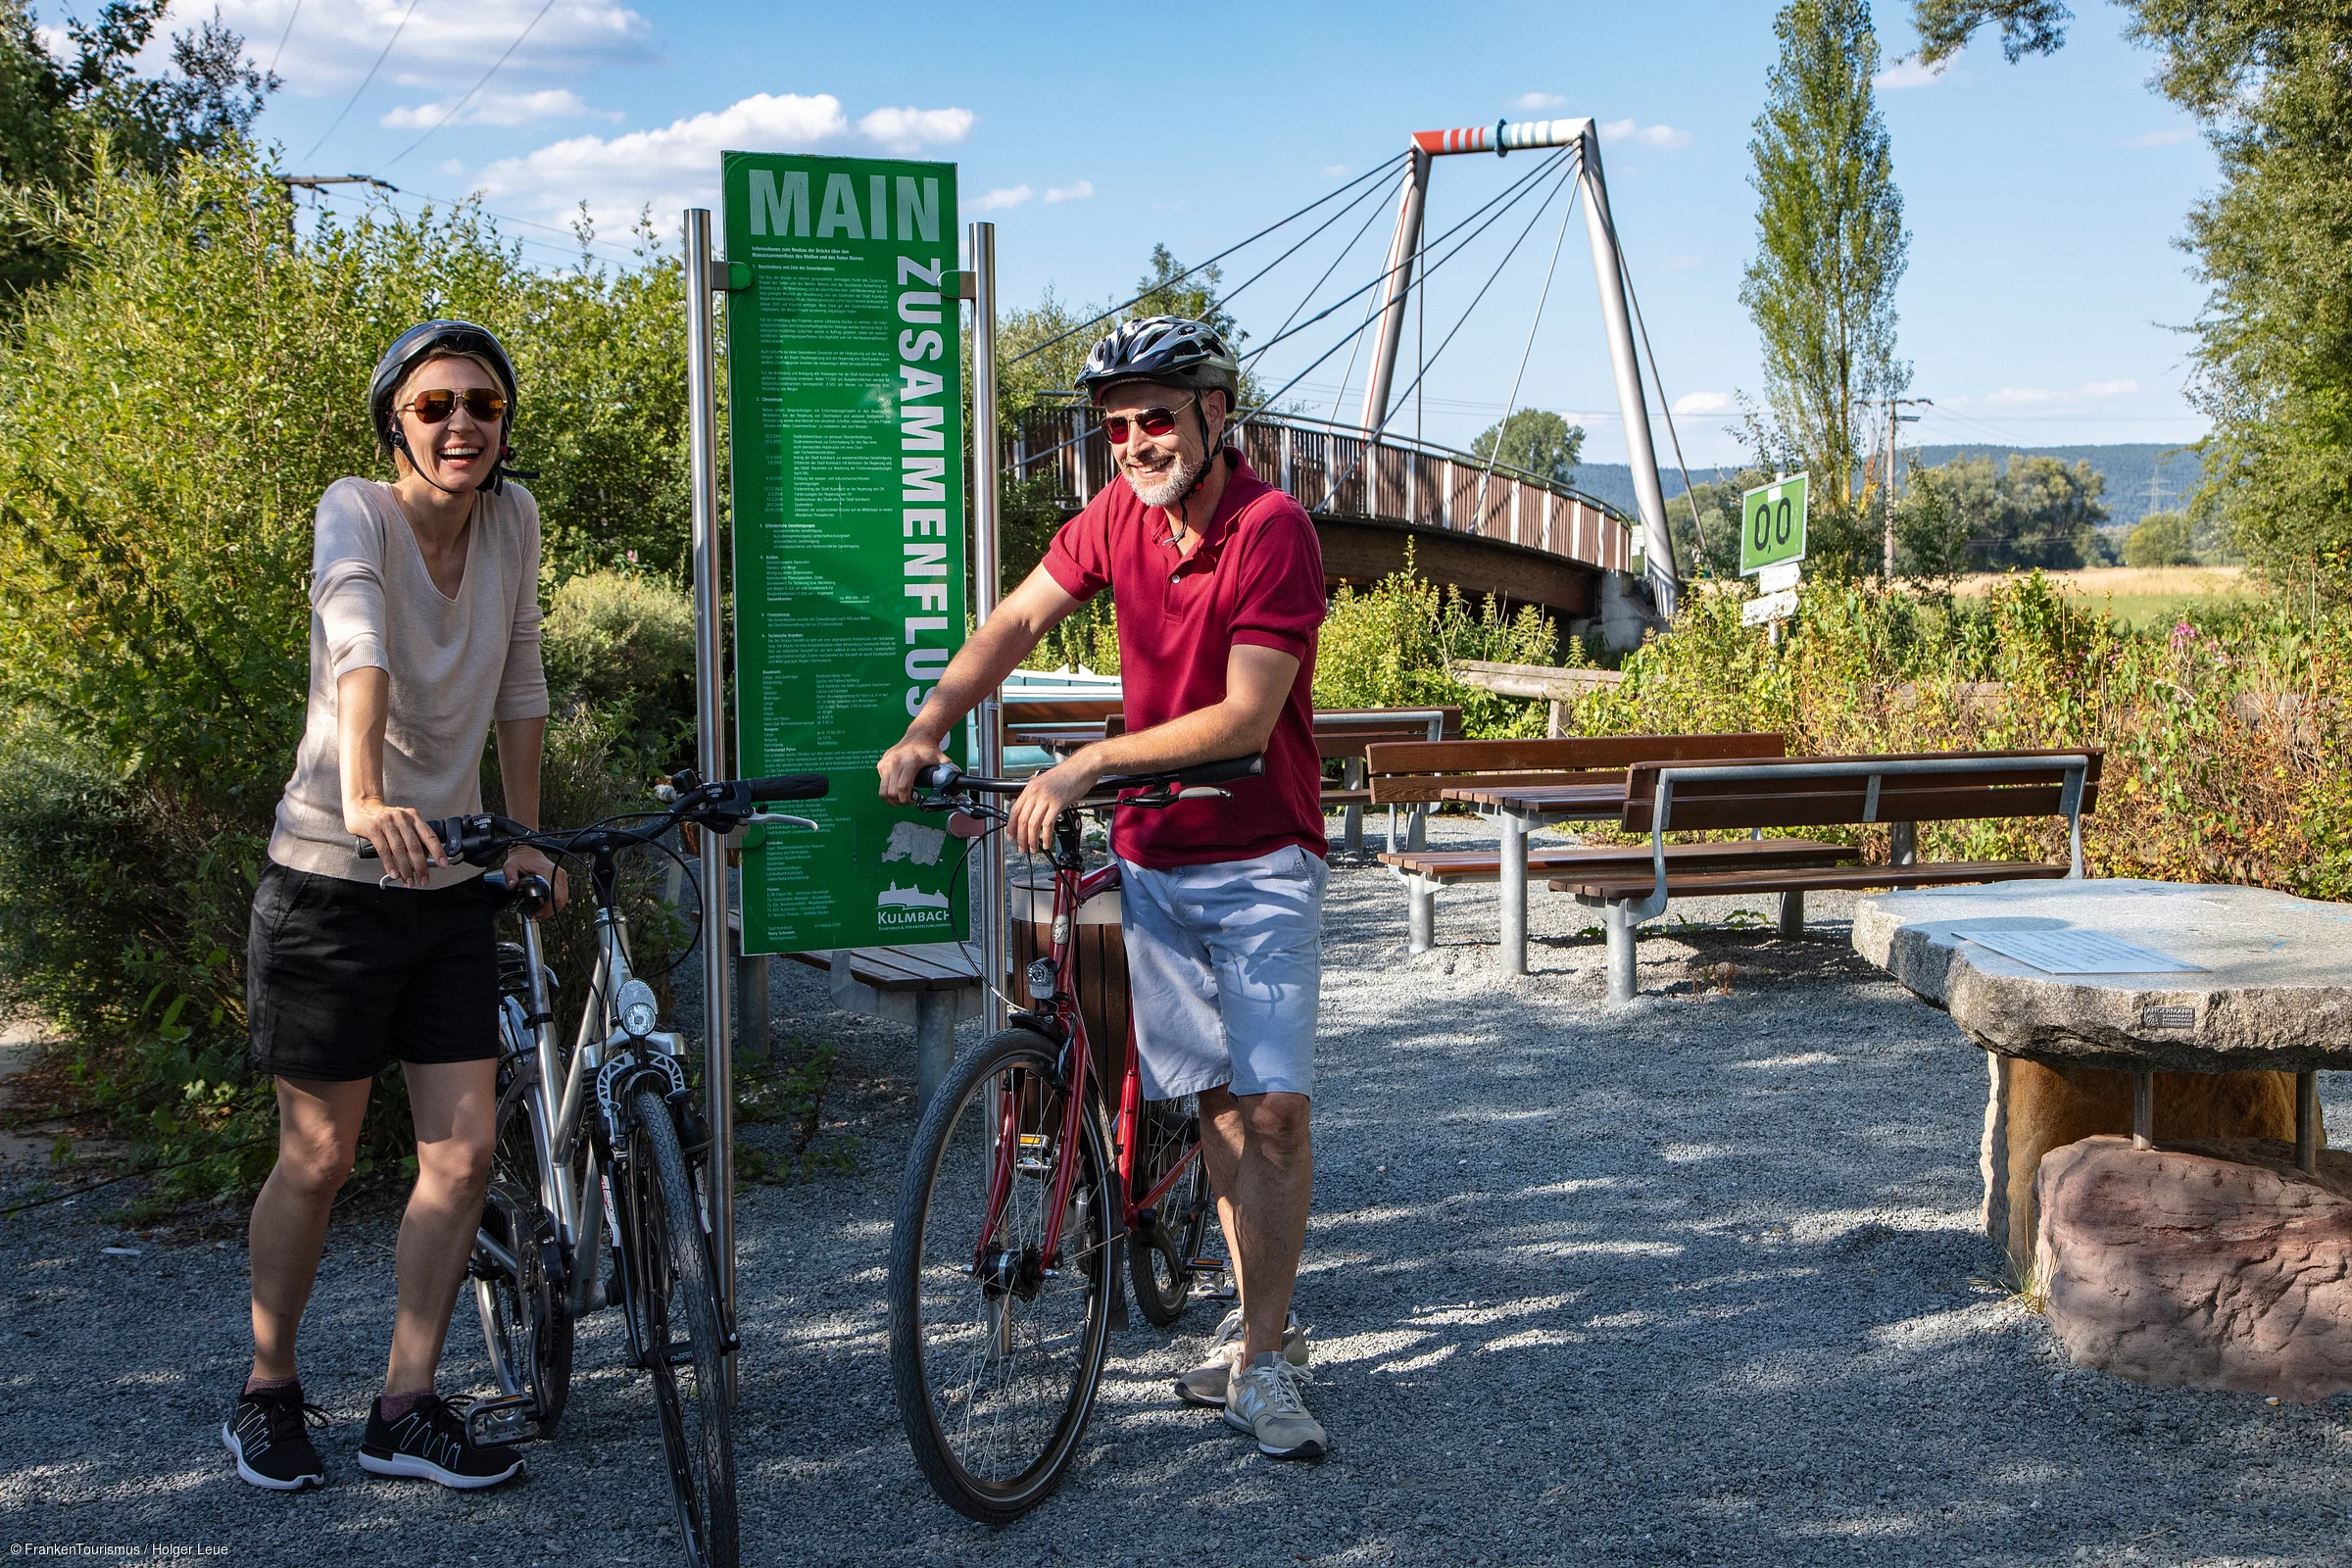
top-left (1364, 732), bottom-right (1788, 806)
top-left (1619, 749), bottom-right (2105, 835)
top-left (1106, 705), bottom-right (1466, 755)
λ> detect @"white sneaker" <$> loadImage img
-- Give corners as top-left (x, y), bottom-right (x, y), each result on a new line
top-left (1224, 1351), bottom-right (1328, 1461)
top-left (1172, 1307), bottom-right (1308, 1408)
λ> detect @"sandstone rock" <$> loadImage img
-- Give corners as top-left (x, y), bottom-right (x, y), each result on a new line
top-left (2034, 1136), bottom-right (2352, 1402)
top-left (1984, 1057), bottom-right (2300, 1278)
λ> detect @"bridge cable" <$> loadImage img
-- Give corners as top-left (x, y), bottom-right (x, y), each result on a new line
top-left (1311, 152), bottom-right (1585, 510)
top-left (1002, 151), bottom-right (1410, 368)
top-left (1256, 163), bottom-right (1408, 390)
top-left (1473, 158), bottom-right (1584, 531)
top-left (1014, 146), bottom-right (1576, 474)
top-left (1222, 158), bottom-right (1411, 320)
top-left (1607, 212), bottom-right (1699, 584)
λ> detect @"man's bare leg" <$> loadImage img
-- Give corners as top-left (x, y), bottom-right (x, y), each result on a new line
top-left (1199, 1084), bottom-right (1313, 1361)
top-left (384, 1058), bottom-right (498, 1396)
top-left (249, 1076), bottom-right (372, 1384)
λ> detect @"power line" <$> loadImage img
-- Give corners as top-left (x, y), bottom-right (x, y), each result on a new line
top-left (268, 0), bottom-right (302, 75)
top-left (381, 0), bottom-right (556, 172)
top-left (302, 0), bottom-right (422, 163)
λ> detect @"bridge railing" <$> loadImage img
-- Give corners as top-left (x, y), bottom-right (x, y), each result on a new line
top-left (1004, 406), bottom-right (1633, 574)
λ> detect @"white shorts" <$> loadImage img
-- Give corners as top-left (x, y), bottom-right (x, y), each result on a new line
top-left (1118, 845), bottom-right (1327, 1101)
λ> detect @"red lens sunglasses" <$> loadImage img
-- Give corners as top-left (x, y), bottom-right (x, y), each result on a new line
top-left (1099, 392), bottom-right (1197, 445)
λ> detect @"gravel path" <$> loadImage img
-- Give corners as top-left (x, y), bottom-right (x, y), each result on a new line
top-left (7, 815), bottom-right (2351, 1566)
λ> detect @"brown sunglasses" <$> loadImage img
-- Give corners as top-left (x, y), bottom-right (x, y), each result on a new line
top-left (401, 388), bottom-right (508, 425)
top-left (1100, 393), bottom-right (1197, 444)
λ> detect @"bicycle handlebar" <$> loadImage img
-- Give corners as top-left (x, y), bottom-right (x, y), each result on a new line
top-left (355, 770), bottom-right (830, 868)
top-left (747, 772), bottom-right (828, 803)
top-left (914, 754), bottom-right (1263, 802)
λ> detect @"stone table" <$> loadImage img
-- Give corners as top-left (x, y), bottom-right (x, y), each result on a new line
top-left (1852, 878), bottom-right (2352, 1275)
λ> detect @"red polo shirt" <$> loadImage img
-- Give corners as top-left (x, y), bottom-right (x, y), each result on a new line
top-left (1041, 449), bottom-right (1327, 870)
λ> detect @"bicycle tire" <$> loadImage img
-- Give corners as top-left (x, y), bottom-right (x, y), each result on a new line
top-left (476, 1058), bottom-right (574, 1431)
top-left (889, 1028), bottom-right (1114, 1525)
top-left (623, 1086), bottom-right (739, 1568)
top-left (1127, 1096), bottom-right (1210, 1328)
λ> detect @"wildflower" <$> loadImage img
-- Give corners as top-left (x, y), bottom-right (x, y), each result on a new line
top-left (2170, 619), bottom-right (2195, 653)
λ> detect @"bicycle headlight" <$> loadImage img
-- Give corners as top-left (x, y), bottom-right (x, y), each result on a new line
top-left (616, 979), bottom-right (660, 1039)
top-left (1024, 958), bottom-right (1057, 999)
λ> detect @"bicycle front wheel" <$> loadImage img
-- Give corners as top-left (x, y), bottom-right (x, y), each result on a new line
top-left (621, 1087), bottom-right (739, 1568)
top-left (889, 1028), bottom-right (1114, 1525)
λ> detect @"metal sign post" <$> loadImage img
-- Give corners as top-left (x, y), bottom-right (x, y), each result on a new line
top-left (967, 220), bottom-right (1006, 1032)
top-left (681, 206), bottom-right (738, 1401)
top-left (1740, 472), bottom-right (1808, 644)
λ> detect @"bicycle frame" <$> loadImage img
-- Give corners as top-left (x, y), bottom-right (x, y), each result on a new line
top-left (972, 846), bottom-right (1202, 1279)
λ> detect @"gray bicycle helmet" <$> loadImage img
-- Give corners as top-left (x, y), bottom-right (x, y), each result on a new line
top-left (1075, 315), bottom-right (1241, 408)
top-left (367, 319), bottom-right (519, 495)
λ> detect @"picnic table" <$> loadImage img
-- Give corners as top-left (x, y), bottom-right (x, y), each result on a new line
top-left (1439, 780), bottom-right (1628, 975)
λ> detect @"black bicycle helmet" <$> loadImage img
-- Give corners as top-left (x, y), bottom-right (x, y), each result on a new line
top-left (367, 319), bottom-right (520, 494)
top-left (1075, 315), bottom-right (1241, 408)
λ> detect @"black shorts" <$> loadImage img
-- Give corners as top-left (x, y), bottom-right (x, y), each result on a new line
top-left (246, 861), bottom-right (502, 1082)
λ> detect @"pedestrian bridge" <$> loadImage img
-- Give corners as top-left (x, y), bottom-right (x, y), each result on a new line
top-left (1005, 405), bottom-right (1638, 620)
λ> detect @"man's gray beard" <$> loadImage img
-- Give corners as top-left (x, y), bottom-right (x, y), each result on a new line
top-left (1124, 448), bottom-right (1205, 510)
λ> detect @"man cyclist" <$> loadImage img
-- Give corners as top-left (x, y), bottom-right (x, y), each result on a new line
top-left (225, 321), bottom-right (563, 1492)
top-left (880, 316), bottom-right (1331, 1460)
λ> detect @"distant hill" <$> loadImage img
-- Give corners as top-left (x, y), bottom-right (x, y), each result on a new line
top-left (1573, 443), bottom-right (2205, 530)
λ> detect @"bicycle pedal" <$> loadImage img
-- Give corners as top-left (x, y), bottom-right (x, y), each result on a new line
top-left (465, 1396), bottom-right (539, 1446)
top-left (1185, 1258), bottom-right (1225, 1273)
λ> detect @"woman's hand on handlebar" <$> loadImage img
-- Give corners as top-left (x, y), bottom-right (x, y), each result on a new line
top-left (1008, 755), bottom-right (1103, 854)
top-left (877, 734), bottom-right (947, 807)
top-left (347, 797), bottom-right (442, 888)
top-left (503, 845), bottom-right (567, 917)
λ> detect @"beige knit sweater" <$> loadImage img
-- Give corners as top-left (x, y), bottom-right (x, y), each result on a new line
top-left (269, 478), bottom-right (549, 887)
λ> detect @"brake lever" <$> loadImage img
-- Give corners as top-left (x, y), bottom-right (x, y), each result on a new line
top-left (1175, 787), bottom-right (1234, 801)
top-left (745, 812), bottom-right (818, 832)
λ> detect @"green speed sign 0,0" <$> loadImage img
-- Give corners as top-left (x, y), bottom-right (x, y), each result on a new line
top-left (1740, 473), bottom-right (1808, 574)
top-left (722, 151), bottom-right (966, 954)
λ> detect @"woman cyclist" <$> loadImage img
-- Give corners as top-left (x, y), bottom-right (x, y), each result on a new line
top-left (224, 321), bottom-right (564, 1493)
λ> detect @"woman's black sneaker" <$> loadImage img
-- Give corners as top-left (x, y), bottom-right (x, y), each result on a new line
top-left (222, 1383), bottom-right (328, 1492)
top-left (358, 1394), bottom-right (526, 1490)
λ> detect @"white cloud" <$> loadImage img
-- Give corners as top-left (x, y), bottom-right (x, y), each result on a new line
top-left (2129, 128), bottom-right (2193, 147)
top-left (964, 185), bottom-right (1033, 213)
top-left (1674, 391), bottom-right (1733, 416)
top-left (858, 105), bottom-right (976, 156)
top-left (471, 91), bottom-right (975, 228)
top-left (199, 1), bottom-right (657, 93)
top-left (1983, 378), bottom-right (2142, 408)
top-left (1319, 164), bottom-right (1350, 177)
top-left (1509, 91), bottom-right (1567, 113)
top-left (1599, 119), bottom-right (1691, 150)
top-left (1873, 59), bottom-right (1945, 90)
top-left (1043, 180), bottom-right (1093, 205)
top-left (382, 89), bottom-right (619, 129)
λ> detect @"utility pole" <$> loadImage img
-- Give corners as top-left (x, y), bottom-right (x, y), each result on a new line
top-left (1882, 397), bottom-right (1931, 582)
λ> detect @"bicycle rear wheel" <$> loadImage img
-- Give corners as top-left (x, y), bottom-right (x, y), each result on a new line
top-left (889, 1028), bottom-right (1113, 1525)
top-left (475, 1051), bottom-right (574, 1431)
top-left (619, 1086), bottom-right (738, 1568)
top-left (1128, 1095), bottom-right (1210, 1328)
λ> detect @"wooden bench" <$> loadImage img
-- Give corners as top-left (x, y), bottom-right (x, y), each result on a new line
top-left (1558, 748), bottom-right (2104, 1003)
top-left (786, 943), bottom-right (981, 1108)
top-left (1367, 733), bottom-right (1788, 967)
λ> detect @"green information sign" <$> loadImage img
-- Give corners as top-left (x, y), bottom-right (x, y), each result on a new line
top-left (1740, 472), bottom-right (1808, 575)
top-left (721, 151), bottom-right (966, 955)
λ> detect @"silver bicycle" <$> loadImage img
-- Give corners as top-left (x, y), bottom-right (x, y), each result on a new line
top-left (362, 768), bottom-right (824, 1568)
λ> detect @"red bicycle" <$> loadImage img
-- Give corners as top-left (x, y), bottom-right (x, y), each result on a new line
top-left (886, 754), bottom-right (1263, 1523)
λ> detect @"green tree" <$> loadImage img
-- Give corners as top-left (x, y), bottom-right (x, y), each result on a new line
top-left (0, 0), bottom-right (273, 295)
top-left (1740, 0), bottom-right (1912, 580)
top-left (1470, 409), bottom-right (1584, 486)
top-left (2125, 509), bottom-right (2197, 566)
top-left (1892, 451), bottom-right (2109, 570)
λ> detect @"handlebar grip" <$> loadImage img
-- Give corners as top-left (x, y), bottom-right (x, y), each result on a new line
top-left (356, 841), bottom-right (378, 859)
top-left (1175, 754), bottom-right (1265, 787)
top-left (915, 761), bottom-right (963, 793)
top-left (747, 773), bottom-right (829, 803)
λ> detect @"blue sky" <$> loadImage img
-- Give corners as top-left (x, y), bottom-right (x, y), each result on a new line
top-left (64, 1), bottom-right (2217, 466)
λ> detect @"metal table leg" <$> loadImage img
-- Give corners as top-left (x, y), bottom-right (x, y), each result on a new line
top-left (1407, 875), bottom-right (1435, 954)
top-left (1498, 811), bottom-right (1528, 976)
top-left (2132, 1070), bottom-right (2154, 1151)
top-left (1605, 902), bottom-right (1637, 1004)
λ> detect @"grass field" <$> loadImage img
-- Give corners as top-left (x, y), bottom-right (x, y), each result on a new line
top-left (1951, 564), bottom-right (2258, 628)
